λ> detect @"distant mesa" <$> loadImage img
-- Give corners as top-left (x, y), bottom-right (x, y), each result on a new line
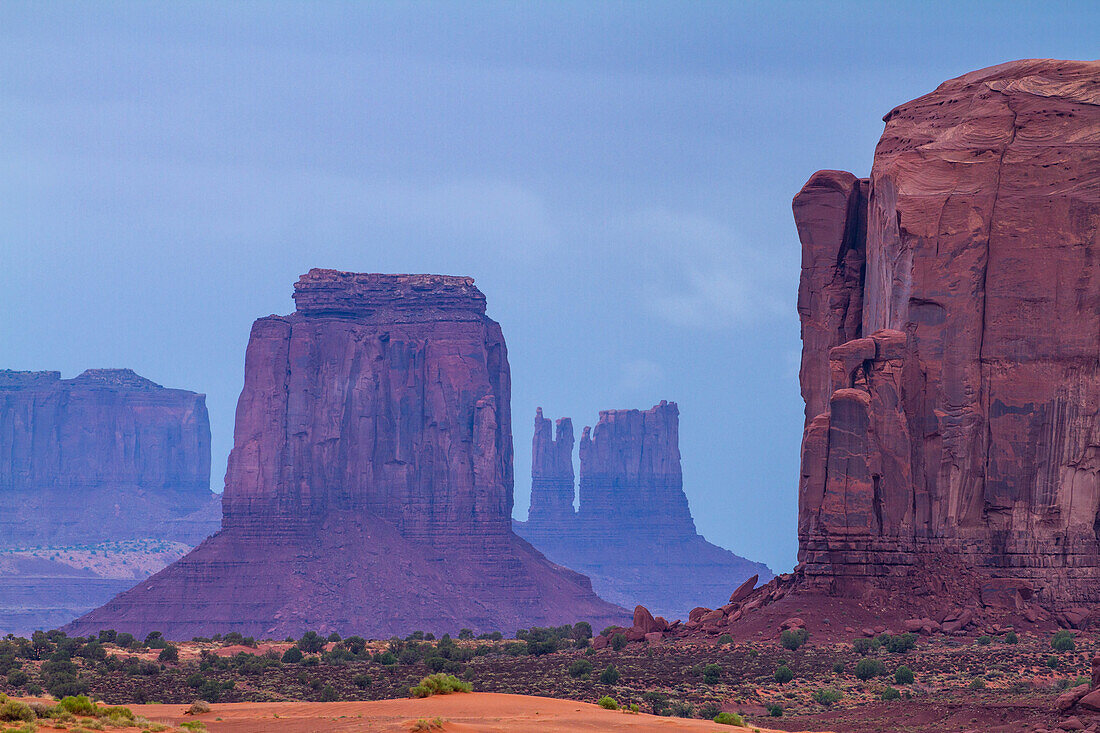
top-left (67, 270), bottom-right (627, 640)
top-left (515, 401), bottom-right (771, 620)
top-left (0, 368), bottom-right (219, 635)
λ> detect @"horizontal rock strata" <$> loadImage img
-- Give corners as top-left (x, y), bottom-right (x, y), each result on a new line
top-left (795, 59), bottom-right (1100, 609)
top-left (68, 271), bottom-right (627, 639)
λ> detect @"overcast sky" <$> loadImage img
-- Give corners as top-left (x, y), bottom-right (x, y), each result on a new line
top-left (2, 1), bottom-right (1096, 573)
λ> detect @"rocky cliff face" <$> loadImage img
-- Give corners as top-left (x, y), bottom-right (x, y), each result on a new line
top-left (0, 368), bottom-right (218, 634)
top-left (796, 59), bottom-right (1100, 608)
top-left (220, 270), bottom-right (513, 544)
top-left (0, 368), bottom-right (217, 547)
top-left (578, 402), bottom-right (696, 537)
top-left (516, 402), bottom-right (770, 620)
top-left (68, 271), bottom-right (626, 639)
top-left (526, 409), bottom-right (576, 528)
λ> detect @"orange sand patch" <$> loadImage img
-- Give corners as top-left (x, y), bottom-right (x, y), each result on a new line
top-left (28, 694), bottom-right (829, 732)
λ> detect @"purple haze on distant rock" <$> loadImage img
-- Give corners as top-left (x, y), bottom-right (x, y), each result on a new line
top-left (67, 270), bottom-right (627, 639)
top-left (516, 401), bottom-right (771, 620)
top-left (0, 368), bottom-right (217, 547)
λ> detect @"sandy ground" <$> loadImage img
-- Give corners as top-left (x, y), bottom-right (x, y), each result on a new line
top-left (35, 693), bottom-right (827, 732)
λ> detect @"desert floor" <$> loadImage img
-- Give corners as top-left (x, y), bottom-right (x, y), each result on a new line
top-left (31, 693), bottom-right (822, 732)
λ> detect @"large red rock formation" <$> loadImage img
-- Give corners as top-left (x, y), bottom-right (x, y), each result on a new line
top-left (795, 59), bottom-right (1100, 608)
top-left (516, 402), bottom-right (770, 620)
top-left (68, 271), bottom-right (626, 639)
top-left (0, 368), bottom-right (217, 547)
top-left (526, 409), bottom-right (576, 528)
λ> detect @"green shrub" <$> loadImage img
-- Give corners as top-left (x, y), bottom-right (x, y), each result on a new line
top-left (144, 631), bottom-right (169, 649)
top-left (610, 633), bottom-right (627, 651)
top-left (599, 665), bottom-right (620, 685)
top-left (702, 663), bottom-right (722, 685)
top-left (115, 632), bottom-right (135, 648)
top-left (969, 678), bottom-right (986, 690)
top-left (298, 631), bottom-right (326, 654)
top-left (409, 673), bottom-right (471, 698)
top-left (881, 686), bottom-right (901, 701)
top-left (669, 700), bottom-right (695, 718)
top-left (773, 665), bottom-right (794, 684)
top-left (766, 703), bottom-right (783, 717)
top-left (58, 695), bottom-right (98, 716)
top-left (780, 628), bottom-right (808, 650)
top-left (832, 661), bottom-right (845, 674)
top-left (975, 635), bottom-right (992, 646)
top-left (882, 633), bottom-right (916, 654)
top-left (699, 702), bottom-right (721, 720)
top-left (597, 696), bottom-right (618, 710)
top-left (568, 659), bottom-right (593, 679)
top-left (502, 642), bottom-right (527, 657)
top-left (812, 688), bottom-right (841, 706)
top-left (0, 698), bottom-right (35, 722)
top-left (1005, 631), bottom-right (1018, 644)
top-left (641, 691), bottom-right (669, 715)
top-left (717, 634), bottom-right (734, 645)
top-left (1052, 630), bottom-right (1076, 652)
top-left (319, 684), bottom-right (338, 702)
top-left (894, 665), bottom-right (914, 684)
top-left (158, 645), bottom-right (179, 662)
top-left (281, 647), bottom-right (303, 663)
top-left (852, 637), bottom-right (873, 655)
top-left (1047, 655), bottom-right (1060, 669)
top-left (714, 711), bottom-right (744, 726)
top-left (7, 669), bottom-right (29, 687)
top-left (353, 674), bottom-right (371, 688)
top-left (854, 658), bottom-right (886, 681)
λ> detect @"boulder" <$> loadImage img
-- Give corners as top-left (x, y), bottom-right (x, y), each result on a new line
top-left (943, 609), bottom-right (974, 635)
top-left (633, 605), bottom-right (661, 633)
top-left (644, 632), bottom-right (664, 644)
top-left (780, 617), bottom-right (806, 631)
top-left (729, 574), bottom-right (759, 604)
top-left (1055, 684), bottom-right (1089, 712)
top-left (700, 608), bottom-right (725, 625)
top-left (1076, 689), bottom-right (1100, 713)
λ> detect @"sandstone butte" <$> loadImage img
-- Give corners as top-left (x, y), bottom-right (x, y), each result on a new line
top-left (0, 368), bottom-right (218, 548)
top-left (66, 271), bottom-right (628, 640)
top-left (515, 402), bottom-right (770, 620)
top-left (0, 368), bottom-right (219, 635)
top-left (581, 59), bottom-right (1100, 650)
top-left (790, 59), bottom-right (1100, 617)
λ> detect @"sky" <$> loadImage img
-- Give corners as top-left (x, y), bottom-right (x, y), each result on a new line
top-left (1, 1), bottom-right (1097, 574)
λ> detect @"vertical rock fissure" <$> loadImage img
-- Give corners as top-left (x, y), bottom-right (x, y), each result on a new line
top-left (979, 94), bottom-right (1020, 521)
